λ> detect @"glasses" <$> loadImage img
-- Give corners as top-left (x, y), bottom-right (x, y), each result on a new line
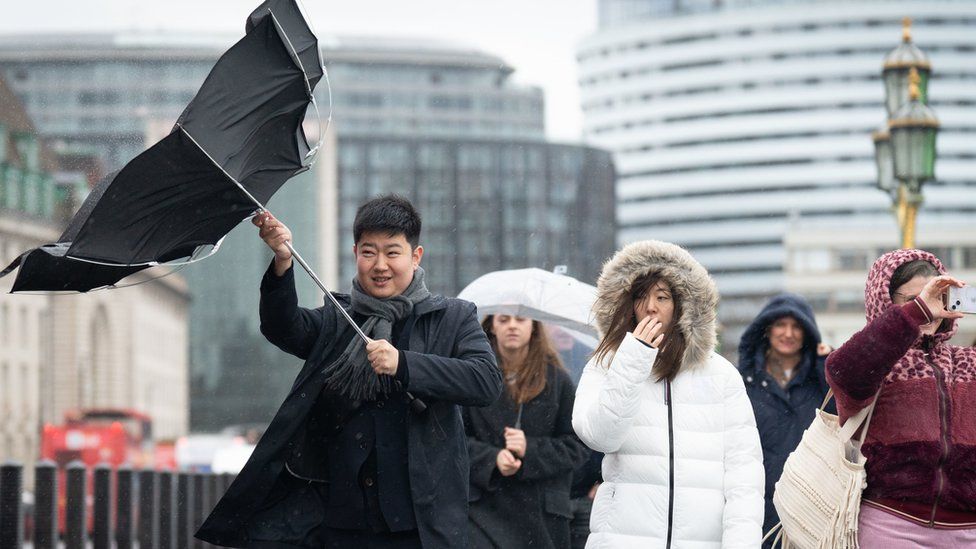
top-left (892, 292), bottom-right (916, 304)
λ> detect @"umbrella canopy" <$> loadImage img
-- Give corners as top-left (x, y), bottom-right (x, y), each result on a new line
top-left (457, 268), bottom-right (598, 337)
top-left (0, 172), bottom-right (150, 292)
top-left (66, 5), bottom-right (321, 265)
top-left (2, 0), bottom-right (324, 291)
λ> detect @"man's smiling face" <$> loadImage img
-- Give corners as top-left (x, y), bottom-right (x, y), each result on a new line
top-left (354, 231), bottom-right (423, 299)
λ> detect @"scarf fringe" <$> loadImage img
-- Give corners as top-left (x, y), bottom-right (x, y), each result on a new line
top-left (319, 267), bottom-right (430, 401)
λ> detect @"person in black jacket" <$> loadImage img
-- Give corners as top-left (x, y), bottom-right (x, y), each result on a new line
top-left (736, 293), bottom-right (833, 545)
top-left (196, 195), bottom-right (502, 549)
top-left (464, 314), bottom-right (587, 549)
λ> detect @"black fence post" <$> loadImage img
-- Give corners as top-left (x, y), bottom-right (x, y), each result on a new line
top-left (207, 472), bottom-right (220, 512)
top-left (93, 464), bottom-right (112, 549)
top-left (116, 466), bottom-right (134, 549)
top-left (0, 461), bottom-right (24, 549)
top-left (158, 471), bottom-right (175, 549)
top-left (33, 460), bottom-right (57, 549)
top-left (65, 461), bottom-right (87, 549)
top-left (192, 472), bottom-right (207, 548)
top-left (138, 469), bottom-right (158, 549)
top-left (220, 473), bottom-right (234, 498)
top-left (177, 472), bottom-right (194, 549)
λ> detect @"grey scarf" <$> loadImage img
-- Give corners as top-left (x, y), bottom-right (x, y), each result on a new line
top-left (321, 266), bottom-right (430, 400)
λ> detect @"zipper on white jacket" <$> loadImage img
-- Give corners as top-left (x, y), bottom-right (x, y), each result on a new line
top-left (665, 378), bottom-right (674, 549)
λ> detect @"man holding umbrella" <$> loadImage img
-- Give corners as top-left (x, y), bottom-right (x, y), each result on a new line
top-left (196, 195), bottom-right (502, 548)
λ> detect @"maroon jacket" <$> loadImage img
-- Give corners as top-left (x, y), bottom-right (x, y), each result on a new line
top-left (826, 249), bottom-right (976, 527)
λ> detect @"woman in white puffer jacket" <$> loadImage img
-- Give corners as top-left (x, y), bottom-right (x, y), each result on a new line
top-left (573, 240), bottom-right (764, 549)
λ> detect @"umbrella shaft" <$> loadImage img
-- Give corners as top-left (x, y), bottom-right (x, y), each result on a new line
top-left (283, 240), bottom-right (369, 344)
top-left (283, 239), bottom-right (426, 412)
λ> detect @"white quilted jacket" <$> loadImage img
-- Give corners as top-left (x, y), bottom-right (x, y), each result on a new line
top-left (573, 334), bottom-right (764, 548)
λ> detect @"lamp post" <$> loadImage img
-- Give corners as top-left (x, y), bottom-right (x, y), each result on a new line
top-left (873, 17), bottom-right (939, 249)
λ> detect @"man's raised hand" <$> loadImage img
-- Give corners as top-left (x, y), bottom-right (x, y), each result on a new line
top-left (252, 211), bottom-right (293, 275)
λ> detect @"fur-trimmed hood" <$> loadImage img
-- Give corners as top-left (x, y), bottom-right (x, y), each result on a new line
top-left (593, 240), bottom-right (719, 370)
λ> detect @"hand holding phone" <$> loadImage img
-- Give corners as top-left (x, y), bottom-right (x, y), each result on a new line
top-left (948, 286), bottom-right (976, 314)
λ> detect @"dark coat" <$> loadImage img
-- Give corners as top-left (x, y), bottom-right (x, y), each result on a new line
top-left (736, 293), bottom-right (833, 541)
top-left (463, 364), bottom-right (587, 549)
top-left (196, 265), bottom-right (502, 548)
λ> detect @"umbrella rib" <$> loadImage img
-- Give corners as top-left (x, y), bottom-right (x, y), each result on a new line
top-left (267, 9), bottom-right (312, 97)
top-left (266, 8), bottom-right (325, 163)
top-left (297, 0), bottom-right (334, 155)
top-left (178, 124), bottom-right (264, 209)
top-left (177, 123), bottom-right (369, 344)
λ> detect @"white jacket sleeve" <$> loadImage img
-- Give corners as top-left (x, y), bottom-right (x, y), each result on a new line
top-left (572, 333), bottom-right (656, 453)
top-left (720, 366), bottom-right (765, 548)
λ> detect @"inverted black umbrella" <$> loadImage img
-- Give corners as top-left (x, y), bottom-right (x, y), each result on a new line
top-left (2, 0), bottom-right (325, 289)
top-left (64, 4), bottom-right (320, 265)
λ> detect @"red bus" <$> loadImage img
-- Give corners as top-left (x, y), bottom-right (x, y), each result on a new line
top-left (40, 408), bottom-right (155, 532)
top-left (41, 408), bottom-right (154, 469)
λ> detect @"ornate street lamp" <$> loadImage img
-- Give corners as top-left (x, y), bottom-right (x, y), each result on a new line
top-left (882, 17), bottom-right (931, 116)
top-left (889, 68), bottom-right (939, 248)
top-left (873, 18), bottom-right (939, 249)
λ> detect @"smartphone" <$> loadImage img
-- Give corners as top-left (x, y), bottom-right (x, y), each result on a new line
top-left (947, 286), bottom-right (976, 314)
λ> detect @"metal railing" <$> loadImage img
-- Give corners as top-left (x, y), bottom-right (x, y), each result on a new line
top-left (0, 460), bottom-right (235, 549)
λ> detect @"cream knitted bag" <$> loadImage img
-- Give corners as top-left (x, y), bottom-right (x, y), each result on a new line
top-left (763, 389), bottom-right (879, 549)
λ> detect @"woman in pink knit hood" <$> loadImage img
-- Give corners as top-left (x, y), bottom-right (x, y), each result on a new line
top-left (826, 248), bottom-right (975, 546)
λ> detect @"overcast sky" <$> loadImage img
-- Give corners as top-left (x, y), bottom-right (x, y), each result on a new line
top-left (1, 0), bottom-right (597, 141)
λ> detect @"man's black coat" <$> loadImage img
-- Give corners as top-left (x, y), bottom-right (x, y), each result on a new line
top-left (195, 265), bottom-right (502, 548)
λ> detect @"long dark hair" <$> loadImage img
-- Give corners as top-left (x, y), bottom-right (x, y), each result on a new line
top-left (592, 272), bottom-right (687, 382)
top-left (482, 316), bottom-right (564, 404)
top-left (889, 260), bottom-right (939, 299)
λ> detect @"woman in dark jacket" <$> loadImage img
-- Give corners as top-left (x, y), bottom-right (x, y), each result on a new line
top-left (464, 314), bottom-right (587, 549)
top-left (737, 293), bottom-right (832, 543)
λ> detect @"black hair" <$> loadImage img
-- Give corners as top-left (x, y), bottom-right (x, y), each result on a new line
top-left (889, 259), bottom-right (939, 299)
top-left (353, 194), bottom-right (422, 248)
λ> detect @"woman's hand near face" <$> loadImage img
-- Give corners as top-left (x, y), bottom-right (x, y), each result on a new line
top-left (634, 315), bottom-right (665, 348)
top-left (919, 275), bottom-right (966, 321)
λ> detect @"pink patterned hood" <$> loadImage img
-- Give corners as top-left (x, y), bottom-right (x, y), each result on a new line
top-left (864, 248), bottom-right (957, 344)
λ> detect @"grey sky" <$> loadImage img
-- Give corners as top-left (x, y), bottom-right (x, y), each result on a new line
top-left (1, 0), bottom-right (597, 141)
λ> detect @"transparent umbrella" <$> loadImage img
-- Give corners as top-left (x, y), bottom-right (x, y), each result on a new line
top-left (457, 267), bottom-right (598, 337)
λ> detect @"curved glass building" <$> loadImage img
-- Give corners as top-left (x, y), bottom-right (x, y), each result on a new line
top-left (579, 0), bottom-right (976, 350)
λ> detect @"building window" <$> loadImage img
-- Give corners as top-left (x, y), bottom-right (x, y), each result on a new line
top-left (21, 363), bottom-right (29, 417)
top-left (836, 249), bottom-right (869, 271)
top-left (0, 362), bottom-right (7, 414)
top-left (20, 306), bottom-right (28, 349)
top-left (962, 246), bottom-right (976, 269)
top-left (834, 290), bottom-right (865, 313)
top-left (927, 247), bottom-right (954, 268)
top-left (805, 293), bottom-right (831, 312)
top-left (790, 249), bottom-right (830, 273)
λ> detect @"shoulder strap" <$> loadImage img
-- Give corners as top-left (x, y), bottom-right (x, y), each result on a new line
top-left (833, 387), bottom-right (883, 443)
